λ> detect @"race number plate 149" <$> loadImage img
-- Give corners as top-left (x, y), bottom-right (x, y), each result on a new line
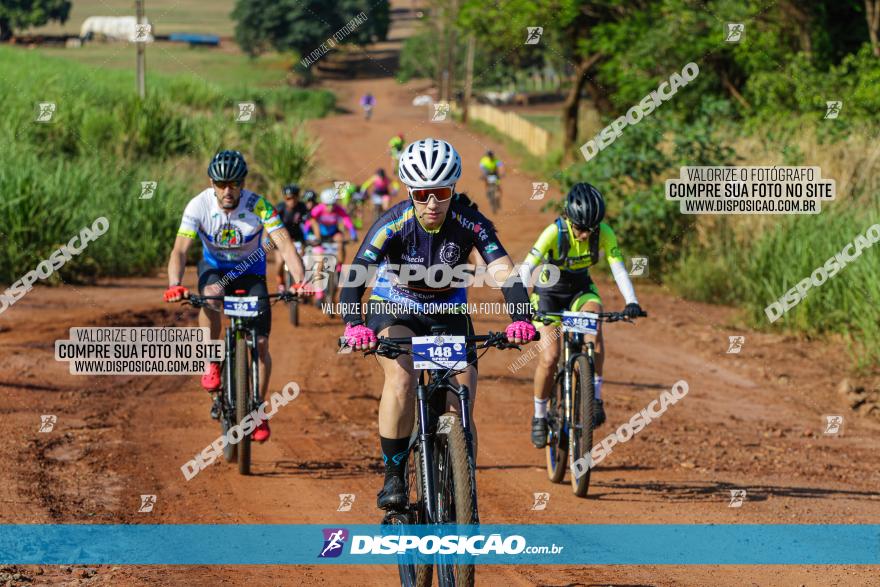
top-left (561, 311), bottom-right (598, 335)
top-left (412, 336), bottom-right (466, 370)
top-left (223, 296), bottom-right (259, 317)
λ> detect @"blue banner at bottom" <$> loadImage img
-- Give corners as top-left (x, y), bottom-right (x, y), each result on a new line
top-left (0, 524), bottom-right (877, 565)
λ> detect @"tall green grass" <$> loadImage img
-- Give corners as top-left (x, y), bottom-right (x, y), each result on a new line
top-left (672, 202), bottom-right (880, 367)
top-left (0, 145), bottom-right (191, 282)
top-left (0, 46), bottom-right (332, 284)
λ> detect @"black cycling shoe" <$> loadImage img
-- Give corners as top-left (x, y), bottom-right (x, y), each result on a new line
top-left (210, 395), bottom-right (221, 420)
top-left (377, 472), bottom-right (407, 511)
top-left (531, 417), bottom-right (548, 449)
top-left (592, 399), bottom-right (606, 428)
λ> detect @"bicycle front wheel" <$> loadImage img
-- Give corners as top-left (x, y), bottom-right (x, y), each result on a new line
top-left (434, 412), bottom-right (475, 587)
top-left (395, 437), bottom-right (431, 587)
top-left (569, 354), bottom-right (595, 497)
top-left (235, 334), bottom-right (251, 475)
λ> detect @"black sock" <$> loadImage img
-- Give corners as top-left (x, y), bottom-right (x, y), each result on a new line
top-left (380, 436), bottom-right (410, 476)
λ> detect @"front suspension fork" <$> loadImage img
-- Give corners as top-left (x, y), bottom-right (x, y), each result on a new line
top-left (455, 383), bottom-right (480, 524)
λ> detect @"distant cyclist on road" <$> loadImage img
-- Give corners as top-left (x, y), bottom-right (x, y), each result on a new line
top-left (524, 182), bottom-right (643, 448)
top-left (479, 150), bottom-right (504, 203)
top-left (361, 168), bottom-right (399, 219)
top-left (309, 188), bottom-right (358, 263)
top-left (163, 150), bottom-right (306, 443)
top-left (389, 133), bottom-right (405, 174)
top-left (340, 138), bottom-right (536, 511)
top-left (360, 92), bottom-right (376, 120)
top-left (274, 183), bottom-right (310, 293)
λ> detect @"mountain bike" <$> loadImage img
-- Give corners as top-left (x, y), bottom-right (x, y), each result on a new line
top-left (185, 291), bottom-right (295, 475)
top-left (485, 174), bottom-right (499, 214)
top-left (535, 309), bottom-right (646, 497)
top-left (346, 328), bottom-right (536, 587)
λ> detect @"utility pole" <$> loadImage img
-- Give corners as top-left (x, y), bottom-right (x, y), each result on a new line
top-left (136, 0), bottom-right (145, 98)
top-left (462, 34), bottom-right (475, 122)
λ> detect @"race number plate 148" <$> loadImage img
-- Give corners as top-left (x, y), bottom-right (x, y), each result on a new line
top-left (412, 336), bottom-right (466, 370)
top-left (561, 311), bottom-right (598, 335)
top-left (223, 296), bottom-right (259, 317)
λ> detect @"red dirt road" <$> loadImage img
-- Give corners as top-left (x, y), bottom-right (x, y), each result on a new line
top-left (1, 4), bottom-right (879, 587)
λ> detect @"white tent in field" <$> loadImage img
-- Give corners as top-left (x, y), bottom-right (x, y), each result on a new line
top-left (80, 16), bottom-right (154, 42)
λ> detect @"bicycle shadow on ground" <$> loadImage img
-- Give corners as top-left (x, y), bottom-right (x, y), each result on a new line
top-left (584, 479), bottom-right (879, 503)
top-left (257, 458), bottom-right (382, 479)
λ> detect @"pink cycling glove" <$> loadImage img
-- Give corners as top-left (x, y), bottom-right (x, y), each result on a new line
top-left (344, 323), bottom-right (377, 347)
top-left (505, 321), bottom-right (536, 342)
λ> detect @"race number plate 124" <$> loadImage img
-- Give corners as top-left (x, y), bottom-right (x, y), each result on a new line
top-left (561, 311), bottom-right (598, 335)
top-left (412, 336), bottom-right (466, 370)
top-left (223, 296), bottom-right (259, 317)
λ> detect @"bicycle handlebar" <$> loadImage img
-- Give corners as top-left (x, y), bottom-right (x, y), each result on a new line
top-left (533, 309), bottom-right (647, 325)
top-left (184, 292), bottom-right (299, 308)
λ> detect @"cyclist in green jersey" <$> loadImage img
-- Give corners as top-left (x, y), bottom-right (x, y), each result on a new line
top-left (523, 183), bottom-right (644, 448)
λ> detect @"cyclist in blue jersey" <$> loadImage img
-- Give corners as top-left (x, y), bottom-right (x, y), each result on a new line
top-left (339, 138), bottom-right (537, 510)
top-left (164, 150), bottom-right (306, 442)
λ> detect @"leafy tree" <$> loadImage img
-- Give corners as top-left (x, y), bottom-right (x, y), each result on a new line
top-left (232, 0), bottom-right (389, 63)
top-left (0, 0), bottom-right (70, 41)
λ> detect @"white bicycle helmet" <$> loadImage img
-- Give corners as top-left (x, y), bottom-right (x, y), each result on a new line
top-left (397, 138), bottom-right (462, 188)
top-left (319, 188), bottom-right (336, 205)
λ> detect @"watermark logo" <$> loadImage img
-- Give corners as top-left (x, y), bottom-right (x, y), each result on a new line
top-left (629, 256), bottom-right (648, 277)
top-left (300, 12), bottom-right (368, 68)
top-left (728, 489), bottom-right (747, 508)
top-left (580, 62), bottom-right (699, 162)
top-left (530, 182), bottom-right (549, 200)
top-left (138, 494), bottom-right (156, 513)
top-left (140, 181), bottom-right (157, 200)
top-left (508, 327), bottom-right (562, 374)
top-left (39, 415), bottom-right (57, 433)
top-left (824, 101), bottom-right (842, 119)
top-left (181, 382), bottom-right (300, 480)
top-left (727, 335), bottom-right (745, 354)
top-left (525, 27), bottom-right (543, 44)
top-left (334, 181), bottom-right (351, 200)
top-left (823, 415), bottom-right (843, 435)
top-left (1, 217), bottom-right (110, 317)
top-left (572, 381), bottom-right (689, 479)
top-left (319, 528), bottom-right (349, 558)
top-left (765, 223), bottom-right (880, 322)
top-left (35, 102), bottom-right (56, 123)
top-left (235, 102), bottom-right (256, 123)
top-left (337, 494), bottom-right (356, 512)
top-left (725, 23), bottom-right (744, 42)
top-left (530, 492), bottom-right (550, 511)
top-left (432, 102), bottom-right (450, 122)
top-left (133, 23), bottom-right (152, 42)
top-left (437, 415), bottom-right (454, 435)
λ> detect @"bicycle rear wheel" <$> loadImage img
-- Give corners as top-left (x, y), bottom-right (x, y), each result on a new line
top-left (545, 365), bottom-right (568, 483)
top-left (235, 334), bottom-right (251, 475)
top-left (487, 185), bottom-right (498, 214)
top-left (570, 354), bottom-right (595, 497)
top-left (434, 412), bottom-right (475, 587)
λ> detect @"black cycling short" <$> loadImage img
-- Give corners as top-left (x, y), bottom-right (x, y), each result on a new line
top-left (365, 299), bottom-right (478, 368)
top-left (531, 277), bottom-right (602, 327)
top-left (197, 259), bottom-right (271, 337)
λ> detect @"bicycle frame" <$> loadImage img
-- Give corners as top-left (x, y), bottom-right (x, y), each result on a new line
top-left (413, 368), bottom-right (478, 524)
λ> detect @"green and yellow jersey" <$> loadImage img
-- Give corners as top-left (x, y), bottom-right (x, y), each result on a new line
top-left (524, 218), bottom-right (624, 292)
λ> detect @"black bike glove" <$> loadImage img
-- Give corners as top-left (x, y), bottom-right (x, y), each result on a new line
top-left (623, 303), bottom-right (643, 319)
